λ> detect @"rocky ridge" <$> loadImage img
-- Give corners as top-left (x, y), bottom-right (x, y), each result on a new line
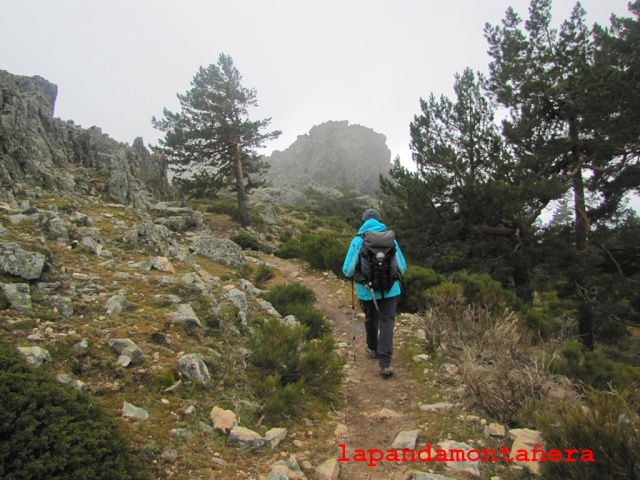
top-left (0, 70), bottom-right (174, 211)
top-left (263, 120), bottom-right (392, 197)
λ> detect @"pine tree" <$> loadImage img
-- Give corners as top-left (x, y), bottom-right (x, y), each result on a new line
top-left (152, 53), bottom-right (281, 227)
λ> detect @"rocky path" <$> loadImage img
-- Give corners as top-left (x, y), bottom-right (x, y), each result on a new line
top-left (267, 256), bottom-right (431, 480)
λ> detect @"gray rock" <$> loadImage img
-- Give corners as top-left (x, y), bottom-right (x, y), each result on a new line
top-left (178, 353), bottom-right (211, 384)
top-left (81, 236), bottom-right (102, 255)
top-left (2, 283), bottom-right (32, 312)
top-left (224, 288), bottom-right (249, 320)
top-left (391, 430), bottom-right (421, 450)
top-left (171, 304), bottom-right (202, 327)
top-left (106, 295), bottom-right (128, 315)
top-left (122, 401), bottom-right (149, 420)
top-left (108, 338), bottom-right (143, 365)
top-left (190, 234), bottom-right (246, 268)
top-left (18, 346), bottom-right (51, 366)
top-left (37, 281), bottom-right (61, 291)
top-left (228, 426), bottom-right (264, 449)
top-left (0, 242), bottom-right (45, 280)
top-left (73, 339), bottom-right (89, 354)
top-left (436, 441), bottom-right (481, 477)
top-left (45, 216), bottom-right (69, 240)
top-left (264, 428), bottom-right (287, 448)
top-left (265, 471), bottom-right (289, 480)
top-left (42, 294), bottom-right (74, 317)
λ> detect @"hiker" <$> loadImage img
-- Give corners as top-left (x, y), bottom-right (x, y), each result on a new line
top-left (343, 208), bottom-right (407, 377)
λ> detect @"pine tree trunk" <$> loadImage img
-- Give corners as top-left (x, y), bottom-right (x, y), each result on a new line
top-left (234, 142), bottom-right (251, 228)
top-left (570, 131), bottom-right (594, 350)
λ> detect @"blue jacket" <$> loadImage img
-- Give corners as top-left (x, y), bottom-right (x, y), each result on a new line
top-left (342, 218), bottom-right (407, 301)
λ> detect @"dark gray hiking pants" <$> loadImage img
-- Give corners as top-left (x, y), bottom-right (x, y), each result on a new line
top-left (361, 296), bottom-right (398, 369)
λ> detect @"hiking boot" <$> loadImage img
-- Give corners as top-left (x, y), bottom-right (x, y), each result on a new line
top-left (379, 366), bottom-right (394, 377)
top-left (364, 346), bottom-right (377, 358)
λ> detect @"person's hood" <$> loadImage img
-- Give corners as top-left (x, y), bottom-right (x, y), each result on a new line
top-left (357, 218), bottom-right (387, 235)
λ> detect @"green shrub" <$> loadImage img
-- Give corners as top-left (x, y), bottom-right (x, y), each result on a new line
top-left (522, 307), bottom-right (563, 339)
top-left (0, 342), bottom-right (148, 480)
top-left (230, 233), bottom-right (262, 251)
top-left (398, 265), bottom-right (444, 313)
top-left (284, 303), bottom-right (330, 339)
top-left (538, 390), bottom-right (640, 479)
top-left (263, 284), bottom-right (316, 311)
top-left (253, 375), bottom-right (307, 420)
top-left (204, 196), bottom-right (240, 219)
top-left (299, 233), bottom-right (345, 277)
top-left (450, 271), bottom-right (517, 310)
top-left (274, 239), bottom-right (303, 259)
top-left (249, 319), bottom-right (344, 421)
top-left (253, 264), bottom-right (276, 289)
top-left (552, 344), bottom-right (640, 390)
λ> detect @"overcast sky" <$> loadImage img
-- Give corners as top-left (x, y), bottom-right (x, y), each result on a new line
top-left (0, 0), bottom-right (632, 168)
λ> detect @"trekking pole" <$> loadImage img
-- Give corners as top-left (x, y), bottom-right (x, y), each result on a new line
top-left (351, 278), bottom-right (356, 362)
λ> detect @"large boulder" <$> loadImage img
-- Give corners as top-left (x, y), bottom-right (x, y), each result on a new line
top-left (0, 242), bottom-right (46, 280)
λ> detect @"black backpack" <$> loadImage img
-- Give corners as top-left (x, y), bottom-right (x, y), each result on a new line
top-left (354, 230), bottom-right (399, 295)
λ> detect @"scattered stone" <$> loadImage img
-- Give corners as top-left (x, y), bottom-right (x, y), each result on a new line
top-left (265, 471), bottom-right (289, 480)
top-left (108, 338), bottom-right (144, 365)
top-left (56, 373), bottom-right (73, 384)
top-left (171, 428), bottom-right (193, 440)
top-left (315, 458), bottom-right (340, 480)
top-left (178, 353), bottom-right (211, 384)
top-left (209, 406), bottom-right (239, 433)
top-left (334, 424), bottom-right (348, 439)
top-left (117, 355), bottom-right (132, 367)
top-left (122, 401), bottom-right (149, 420)
top-left (171, 303), bottom-right (202, 327)
top-left (264, 427), bottom-right (287, 448)
top-left (81, 236), bottom-right (103, 255)
top-left (508, 429), bottom-right (544, 475)
top-left (372, 408), bottom-right (403, 420)
top-left (437, 440), bottom-right (481, 477)
top-left (420, 402), bottom-right (454, 412)
top-left (190, 234), bottom-right (246, 268)
top-left (100, 259), bottom-right (116, 270)
top-left (0, 242), bottom-right (45, 279)
top-left (2, 283), bottom-right (32, 312)
top-left (224, 288), bottom-right (249, 322)
top-left (37, 281), bottom-right (61, 291)
top-left (391, 430), bottom-right (421, 450)
top-left (151, 256), bottom-right (175, 273)
top-left (43, 294), bottom-right (74, 317)
top-left (73, 339), bottom-right (89, 354)
top-left (484, 423), bottom-right (506, 437)
top-left (269, 456), bottom-right (306, 479)
top-left (106, 295), bottom-right (128, 315)
top-left (413, 354), bottom-right (430, 362)
top-left (211, 456), bottom-right (229, 467)
top-left (154, 275), bottom-right (178, 285)
top-left (228, 426), bottom-right (264, 449)
top-left (17, 346), bottom-right (51, 366)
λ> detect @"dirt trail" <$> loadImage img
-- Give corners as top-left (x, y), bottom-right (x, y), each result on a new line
top-left (267, 256), bottom-right (426, 480)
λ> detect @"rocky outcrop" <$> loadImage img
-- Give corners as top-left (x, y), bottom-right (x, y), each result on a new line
top-left (263, 120), bottom-right (391, 196)
top-left (0, 70), bottom-right (174, 210)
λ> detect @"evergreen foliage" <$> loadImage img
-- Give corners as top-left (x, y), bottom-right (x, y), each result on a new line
top-left (538, 390), bottom-right (640, 479)
top-left (152, 53), bottom-right (281, 227)
top-left (249, 319), bottom-right (344, 421)
top-left (0, 343), bottom-right (148, 480)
